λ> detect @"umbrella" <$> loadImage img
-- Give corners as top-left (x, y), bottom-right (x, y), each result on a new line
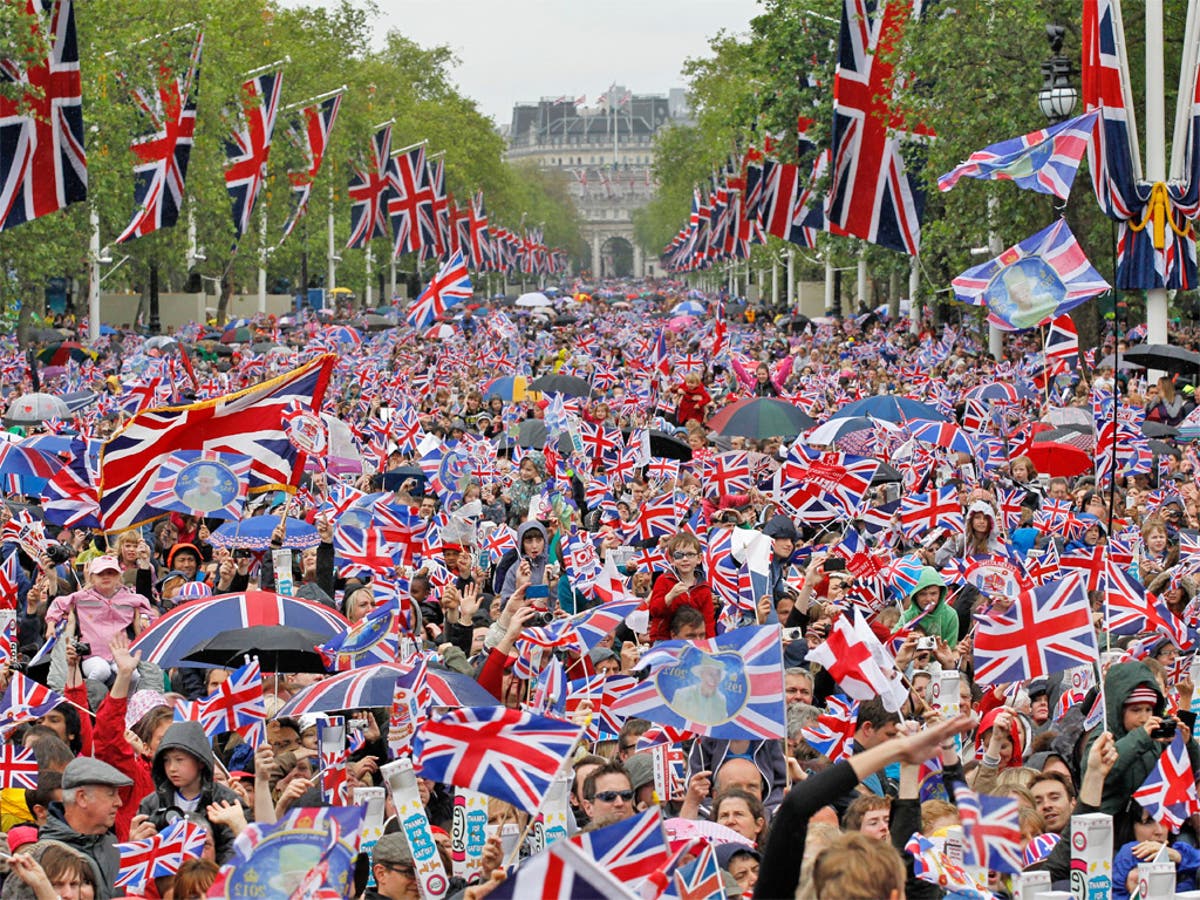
top-left (664, 315), bottom-right (695, 332)
top-left (325, 325), bottom-right (362, 346)
top-left (670, 299), bottom-right (706, 316)
top-left (0, 443), bottom-right (62, 480)
top-left (220, 327), bottom-right (254, 344)
top-left (1095, 353), bottom-right (1142, 372)
top-left (964, 382), bottom-right (1021, 405)
top-left (805, 416), bottom-right (895, 446)
top-left (276, 662), bottom-right (497, 716)
top-left (423, 323), bottom-right (461, 341)
top-left (665, 818), bottom-right (754, 847)
top-left (1123, 343), bottom-right (1200, 377)
top-left (1142, 421), bottom-right (1179, 438)
top-left (208, 515), bottom-right (321, 551)
top-left (905, 419), bottom-right (977, 456)
top-left (361, 314), bottom-right (396, 331)
top-left (831, 395), bottom-right (946, 423)
top-left (60, 391), bottom-right (99, 414)
top-left (1022, 442), bottom-right (1092, 478)
top-left (1149, 439), bottom-right (1181, 459)
top-left (143, 335), bottom-right (179, 353)
top-left (620, 428), bottom-right (693, 462)
top-left (36, 342), bottom-right (96, 366)
top-left (514, 419), bottom-right (573, 454)
top-left (129, 591), bottom-right (349, 669)
top-left (482, 375), bottom-right (540, 402)
top-left (529, 373), bottom-right (591, 398)
top-left (181, 625), bottom-right (330, 673)
top-left (776, 314), bottom-right (811, 333)
top-left (872, 461), bottom-right (904, 484)
top-left (1042, 406), bottom-right (1093, 427)
top-left (515, 292), bottom-right (552, 308)
top-left (6, 393), bottom-right (70, 424)
top-left (1033, 426), bottom-right (1094, 452)
top-left (708, 398), bottom-right (816, 440)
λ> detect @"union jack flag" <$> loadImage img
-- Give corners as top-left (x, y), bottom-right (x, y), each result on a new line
top-left (1059, 546), bottom-right (1108, 593)
top-left (1025, 541), bottom-right (1061, 585)
top-left (319, 598), bottom-right (400, 670)
top-left (800, 694), bottom-right (857, 762)
top-left (1034, 498), bottom-right (1081, 538)
top-left (0, 0), bottom-right (87, 233)
top-left (115, 29), bottom-right (203, 243)
top-left (569, 808), bottom-right (672, 884)
top-left (144, 449), bottom-right (252, 519)
top-left (413, 706), bottom-right (582, 814)
top-left (1133, 731), bottom-right (1200, 830)
top-left (827, 0), bottom-right (931, 254)
top-left (938, 109), bottom-right (1099, 199)
top-left (115, 819), bottom-right (208, 891)
top-left (973, 574), bottom-right (1099, 685)
top-left (334, 525), bottom-right (403, 577)
top-left (467, 190), bottom-right (491, 270)
top-left (953, 782), bottom-right (1025, 873)
top-left (388, 143), bottom-right (435, 257)
top-left (223, 68), bottom-right (282, 239)
top-left (613, 625), bottom-right (786, 739)
top-left (900, 486), bottom-right (964, 539)
top-left (0, 672), bottom-right (64, 736)
top-left (482, 524), bottom-right (517, 564)
top-left (777, 447), bottom-right (880, 522)
top-left (346, 123), bottom-right (391, 249)
top-left (1044, 314), bottom-right (1080, 363)
top-left (96, 355), bottom-right (334, 530)
top-left (406, 249), bottom-right (473, 329)
top-left (996, 488), bottom-right (1028, 531)
top-left (0, 743), bottom-right (37, 789)
top-left (173, 658), bottom-right (264, 739)
top-left (279, 90), bottom-right (342, 243)
top-left (702, 451), bottom-right (753, 496)
top-left (663, 837), bottom-right (724, 900)
top-left (635, 490), bottom-right (682, 542)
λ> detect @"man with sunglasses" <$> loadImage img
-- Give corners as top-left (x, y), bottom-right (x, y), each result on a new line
top-left (579, 761), bottom-right (636, 829)
top-left (367, 833), bottom-right (420, 900)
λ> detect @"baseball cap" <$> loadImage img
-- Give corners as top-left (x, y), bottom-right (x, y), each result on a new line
top-left (88, 555), bottom-right (120, 575)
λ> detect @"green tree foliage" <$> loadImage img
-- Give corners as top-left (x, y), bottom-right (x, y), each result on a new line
top-left (0, 0), bottom-right (580, 326)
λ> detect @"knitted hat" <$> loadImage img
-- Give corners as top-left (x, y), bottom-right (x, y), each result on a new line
top-left (1124, 686), bottom-right (1159, 708)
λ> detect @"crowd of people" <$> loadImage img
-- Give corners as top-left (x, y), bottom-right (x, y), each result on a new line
top-left (0, 280), bottom-right (1198, 899)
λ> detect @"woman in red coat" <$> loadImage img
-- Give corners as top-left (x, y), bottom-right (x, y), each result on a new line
top-left (648, 532), bottom-right (715, 643)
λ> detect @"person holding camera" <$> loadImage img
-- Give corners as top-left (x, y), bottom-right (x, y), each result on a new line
top-left (43, 556), bottom-right (153, 686)
top-left (1080, 660), bottom-right (1200, 816)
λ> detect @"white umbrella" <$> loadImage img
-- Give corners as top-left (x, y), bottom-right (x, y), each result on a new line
top-left (6, 393), bottom-right (70, 424)
top-left (515, 291), bottom-right (552, 307)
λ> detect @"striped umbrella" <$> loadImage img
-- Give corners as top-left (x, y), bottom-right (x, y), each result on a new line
top-left (0, 443), bottom-right (63, 480)
top-left (129, 591), bottom-right (348, 669)
top-left (276, 662), bottom-right (497, 715)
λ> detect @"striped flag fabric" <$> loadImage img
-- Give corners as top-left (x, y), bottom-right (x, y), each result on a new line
top-left (938, 109), bottom-right (1099, 199)
top-left (0, 744), bottom-right (38, 789)
top-left (568, 808), bottom-right (672, 884)
top-left (953, 782), bottom-right (1025, 873)
top-left (115, 819), bottom-right (208, 892)
top-left (406, 249), bottom-right (473, 329)
top-left (1132, 731), bottom-right (1200, 830)
top-left (1043, 314), bottom-right (1079, 363)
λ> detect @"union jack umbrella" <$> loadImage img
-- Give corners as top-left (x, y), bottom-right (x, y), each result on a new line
top-left (277, 661), bottom-right (496, 717)
top-left (129, 591), bottom-right (348, 669)
top-left (413, 706), bottom-right (583, 814)
top-left (0, 442), bottom-right (63, 481)
top-left (0, 0), bottom-right (87, 233)
top-left (223, 68), bottom-right (283, 239)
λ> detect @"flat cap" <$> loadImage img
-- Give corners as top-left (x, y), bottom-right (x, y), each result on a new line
top-left (62, 757), bottom-right (133, 790)
top-left (372, 833), bottom-right (413, 867)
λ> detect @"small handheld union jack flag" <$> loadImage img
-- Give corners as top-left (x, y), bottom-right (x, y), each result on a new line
top-left (115, 819), bottom-right (208, 891)
top-left (0, 744), bottom-right (38, 789)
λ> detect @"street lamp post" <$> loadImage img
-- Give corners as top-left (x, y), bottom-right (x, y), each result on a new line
top-left (1038, 25), bottom-right (1079, 125)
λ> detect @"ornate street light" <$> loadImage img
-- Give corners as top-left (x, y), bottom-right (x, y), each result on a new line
top-left (1038, 25), bottom-right (1078, 123)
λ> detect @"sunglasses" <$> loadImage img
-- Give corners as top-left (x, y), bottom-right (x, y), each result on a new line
top-left (592, 789), bottom-right (634, 803)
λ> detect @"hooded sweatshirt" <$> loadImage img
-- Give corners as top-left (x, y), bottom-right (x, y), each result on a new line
top-left (137, 721), bottom-right (245, 863)
top-left (1081, 661), bottom-right (1200, 816)
top-left (499, 521), bottom-right (549, 602)
top-left (897, 567), bottom-right (960, 644)
top-left (969, 706), bottom-right (1025, 793)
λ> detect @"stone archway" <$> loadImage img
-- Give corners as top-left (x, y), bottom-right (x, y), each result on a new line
top-left (599, 235), bottom-right (634, 278)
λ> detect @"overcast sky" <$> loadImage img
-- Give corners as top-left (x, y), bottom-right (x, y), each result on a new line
top-left (284, 0), bottom-right (763, 125)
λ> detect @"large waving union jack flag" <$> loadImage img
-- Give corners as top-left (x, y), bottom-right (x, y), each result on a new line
top-left (346, 122), bottom-right (391, 249)
top-left (173, 658), bottom-right (265, 739)
top-left (96, 355), bottom-right (334, 531)
top-left (900, 485), bottom-right (964, 539)
top-left (144, 449), bottom-right (252, 519)
top-left (0, 0), bottom-right (87, 232)
top-left (776, 446), bottom-right (879, 521)
top-left (827, 0), bottom-right (931, 254)
top-left (569, 808), bottom-right (672, 884)
top-left (115, 29), bottom-right (202, 244)
top-left (413, 706), bottom-right (582, 814)
top-left (279, 90), bottom-right (342, 244)
top-left (223, 68), bottom-right (282, 240)
top-left (972, 573), bottom-right (1098, 685)
top-left (388, 143), bottom-right (435, 257)
top-left (405, 249), bottom-right (472, 329)
top-left (1133, 731), bottom-right (1200, 830)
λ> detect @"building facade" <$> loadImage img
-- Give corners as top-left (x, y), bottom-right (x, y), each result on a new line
top-left (505, 87), bottom-right (689, 277)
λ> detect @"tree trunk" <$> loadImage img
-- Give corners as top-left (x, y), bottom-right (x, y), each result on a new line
top-left (217, 274), bottom-right (234, 327)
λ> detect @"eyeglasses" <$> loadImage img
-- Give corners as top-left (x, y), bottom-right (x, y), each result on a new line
top-left (618, 743), bottom-right (637, 754)
top-left (592, 789), bottom-right (634, 803)
top-left (672, 551), bottom-right (699, 560)
top-left (381, 863), bottom-right (416, 878)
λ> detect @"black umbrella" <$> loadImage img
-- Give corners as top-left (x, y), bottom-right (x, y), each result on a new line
top-left (620, 428), bottom-right (693, 462)
top-left (515, 419), bottom-right (572, 453)
top-left (1149, 439), bottom-right (1182, 459)
top-left (777, 314), bottom-right (811, 334)
top-left (871, 461), bottom-right (903, 484)
top-left (1123, 343), bottom-right (1200, 377)
top-left (1142, 421), bottom-right (1179, 438)
top-left (181, 625), bottom-right (331, 673)
top-left (1095, 353), bottom-right (1142, 372)
top-left (529, 373), bottom-right (591, 398)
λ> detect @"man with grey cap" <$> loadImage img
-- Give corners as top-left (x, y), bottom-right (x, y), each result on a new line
top-left (40, 757), bottom-right (136, 898)
top-left (365, 832), bottom-right (419, 900)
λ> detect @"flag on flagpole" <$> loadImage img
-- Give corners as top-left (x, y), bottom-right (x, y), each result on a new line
top-left (938, 110), bottom-right (1099, 199)
top-left (406, 250), bottom-right (473, 328)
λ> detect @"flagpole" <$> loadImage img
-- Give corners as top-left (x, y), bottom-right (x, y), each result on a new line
top-left (282, 84), bottom-right (347, 113)
top-left (1039, 325), bottom-right (1052, 410)
top-left (99, 21), bottom-right (199, 58)
top-left (391, 139), bottom-right (429, 159)
top-left (242, 57), bottom-right (290, 80)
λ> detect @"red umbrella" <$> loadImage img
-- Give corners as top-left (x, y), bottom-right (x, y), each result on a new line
top-left (1022, 442), bottom-right (1092, 478)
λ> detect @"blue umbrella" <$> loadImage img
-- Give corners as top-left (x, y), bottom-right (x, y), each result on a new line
top-left (209, 515), bottom-right (320, 551)
top-left (671, 299), bottom-right (707, 316)
top-left (831, 395), bottom-right (946, 423)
